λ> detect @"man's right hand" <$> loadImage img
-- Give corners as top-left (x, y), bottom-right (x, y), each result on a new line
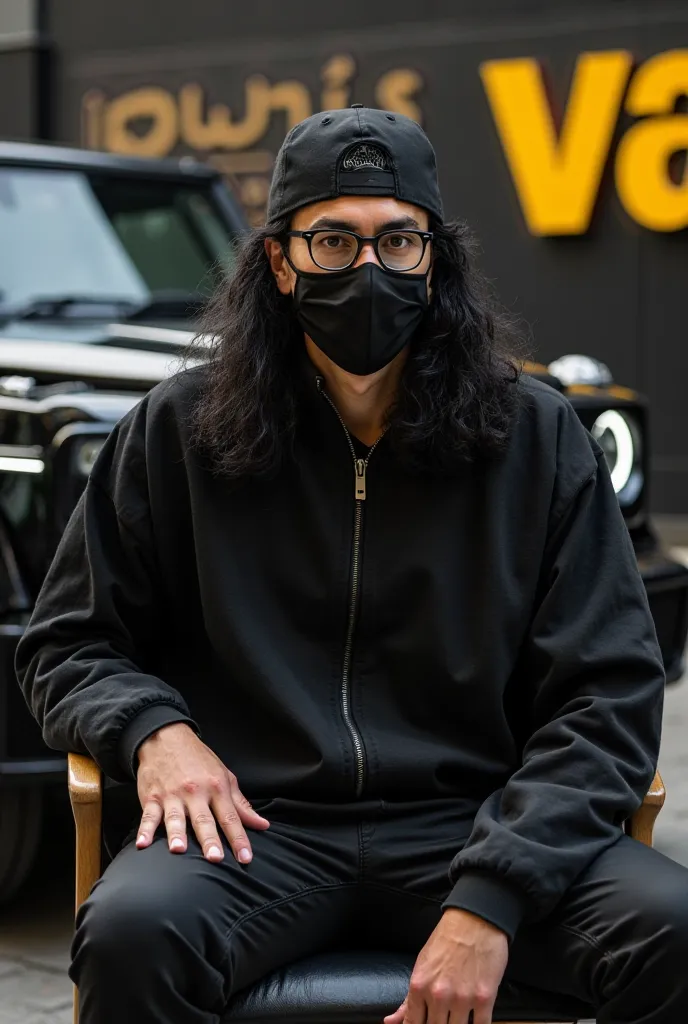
top-left (135, 722), bottom-right (270, 863)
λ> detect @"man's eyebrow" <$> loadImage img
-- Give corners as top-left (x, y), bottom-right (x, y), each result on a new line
top-left (305, 215), bottom-right (422, 232)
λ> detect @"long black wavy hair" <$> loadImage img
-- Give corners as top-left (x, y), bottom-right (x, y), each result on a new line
top-left (187, 216), bottom-right (526, 477)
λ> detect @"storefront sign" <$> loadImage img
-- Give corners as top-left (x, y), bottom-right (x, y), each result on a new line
top-left (80, 55), bottom-right (423, 224)
top-left (79, 47), bottom-right (688, 234)
top-left (481, 48), bottom-right (688, 234)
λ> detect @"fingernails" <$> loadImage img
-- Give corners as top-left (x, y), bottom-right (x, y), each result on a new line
top-left (238, 848), bottom-right (252, 863)
top-left (170, 838), bottom-right (185, 852)
top-left (208, 845), bottom-right (223, 860)
top-left (136, 834), bottom-right (147, 847)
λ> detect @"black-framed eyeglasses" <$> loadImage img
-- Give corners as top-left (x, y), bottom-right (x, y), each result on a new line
top-left (284, 228), bottom-right (433, 273)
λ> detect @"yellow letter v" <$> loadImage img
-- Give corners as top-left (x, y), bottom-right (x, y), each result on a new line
top-left (480, 51), bottom-right (633, 235)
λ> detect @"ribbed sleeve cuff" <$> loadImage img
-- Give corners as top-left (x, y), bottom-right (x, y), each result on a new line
top-left (119, 704), bottom-right (199, 779)
top-left (441, 870), bottom-right (529, 942)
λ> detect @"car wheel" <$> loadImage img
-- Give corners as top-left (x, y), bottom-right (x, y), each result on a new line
top-left (0, 786), bottom-right (42, 904)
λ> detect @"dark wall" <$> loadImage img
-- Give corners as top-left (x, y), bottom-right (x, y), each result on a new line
top-left (46, 0), bottom-right (620, 48)
top-left (17, 2), bottom-right (688, 509)
top-left (0, 48), bottom-right (41, 140)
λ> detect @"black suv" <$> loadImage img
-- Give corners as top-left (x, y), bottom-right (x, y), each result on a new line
top-left (0, 141), bottom-right (685, 903)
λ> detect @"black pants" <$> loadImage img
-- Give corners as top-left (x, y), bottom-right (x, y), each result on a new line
top-left (71, 795), bottom-right (688, 1023)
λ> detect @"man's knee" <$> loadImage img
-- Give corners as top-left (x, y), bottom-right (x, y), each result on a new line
top-left (70, 844), bottom-right (221, 987)
top-left (626, 856), bottom-right (688, 983)
top-left (72, 872), bottom-right (192, 976)
top-left (69, 846), bottom-right (235, 1021)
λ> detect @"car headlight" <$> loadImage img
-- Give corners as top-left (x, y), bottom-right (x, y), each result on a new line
top-left (548, 354), bottom-right (614, 387)
top-left (48, 424), bottom-right (114, 537)
top-left (591, 409), bottom-right (643, 505)
top-left (74, 438), bottom-right (106, 476)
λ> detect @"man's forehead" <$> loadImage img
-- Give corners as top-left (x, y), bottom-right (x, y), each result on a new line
top-left (291, 196), bottom-right (429, 231)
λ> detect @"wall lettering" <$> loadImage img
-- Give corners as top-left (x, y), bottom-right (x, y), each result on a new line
top-left (81, 55), bottom-right (425, 224)
top-left (615, 50), bottom-right (688, 232)
top-left (481, 48), bottom-right (688, 234)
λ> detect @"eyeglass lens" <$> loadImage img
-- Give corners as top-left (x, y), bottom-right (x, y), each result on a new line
top-left (309, 230), bottom-right (426, 271)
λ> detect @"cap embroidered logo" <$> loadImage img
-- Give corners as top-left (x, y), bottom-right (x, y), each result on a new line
top-left (341, 144), bottom-right (390, 172)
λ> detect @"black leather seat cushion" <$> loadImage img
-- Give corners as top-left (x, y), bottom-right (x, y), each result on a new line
top-left (224, 950), bottom-right (595, 1023)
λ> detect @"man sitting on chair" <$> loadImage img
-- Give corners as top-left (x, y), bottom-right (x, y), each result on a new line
top-left (16, 106), bottom-right (687, 1024)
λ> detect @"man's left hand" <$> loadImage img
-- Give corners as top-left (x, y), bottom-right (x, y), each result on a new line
top-left (383, 908), bottom-right (509, 1024)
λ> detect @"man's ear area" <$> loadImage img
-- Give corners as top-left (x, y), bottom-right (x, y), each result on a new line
top-left (265, 237), bottom-right (293, 296)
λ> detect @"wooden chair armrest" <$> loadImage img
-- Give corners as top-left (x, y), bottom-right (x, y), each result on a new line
top-left (68, 753), bottom-right (103, 1024)
top-left (68, 753), bottom-right (103, 913)
top-left (68, 751), bottom-right (102, 804)
top-left (626, 769), bottom-right (665, 846)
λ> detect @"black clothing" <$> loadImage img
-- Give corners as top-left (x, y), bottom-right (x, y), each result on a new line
top-left (266, 105), bottom-right (443, 222)
top-left (71, 798), bottom-right (688, 1024)
top-left (16, 363), bottom-right (664, 941)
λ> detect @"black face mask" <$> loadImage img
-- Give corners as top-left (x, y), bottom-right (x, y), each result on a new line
top-left (292, 261), bottom-right (429, 376)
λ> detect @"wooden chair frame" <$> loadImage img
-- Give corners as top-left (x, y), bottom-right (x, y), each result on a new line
top-left (67, 754), bottom-right (666, 1024)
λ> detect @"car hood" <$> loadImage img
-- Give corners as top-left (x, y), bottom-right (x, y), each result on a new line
top-left (0, 320), bottom-right (202, 388)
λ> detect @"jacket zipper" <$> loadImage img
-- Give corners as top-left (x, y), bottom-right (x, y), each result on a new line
top-left (317, 376), bottom-right (385, 798)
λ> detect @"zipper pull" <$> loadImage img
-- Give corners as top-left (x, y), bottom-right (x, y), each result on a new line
top-left (355, 459), bottom-right (367, 501)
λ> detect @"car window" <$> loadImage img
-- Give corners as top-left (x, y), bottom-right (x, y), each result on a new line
top-left (0, 168), bottom-right (149, 305)
top-left (89, 177), bottom-right (235, 295)
top-left (0, 166), bottom-right (236, 308)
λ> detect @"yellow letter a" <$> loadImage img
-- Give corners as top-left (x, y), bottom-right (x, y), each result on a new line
top-left (615, 50), bottom-right (688, 232)
top-left (480, 51), bottom-right (633, 235)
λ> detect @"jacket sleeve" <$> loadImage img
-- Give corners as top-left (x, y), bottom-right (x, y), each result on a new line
top-left (15, 401), bottom-right (199, 783)
top-left (441, 416), bottom-right (665, 941)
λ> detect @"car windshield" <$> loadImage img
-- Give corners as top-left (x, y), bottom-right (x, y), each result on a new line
top-left (0, 166), bottom-right (236, 313)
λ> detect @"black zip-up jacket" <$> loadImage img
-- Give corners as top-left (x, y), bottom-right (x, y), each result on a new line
top-left (16, 362), bottom-right (664, 941)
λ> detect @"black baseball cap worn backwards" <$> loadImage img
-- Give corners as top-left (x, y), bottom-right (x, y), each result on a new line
top-left (267, 104), bottom-right (443, 224)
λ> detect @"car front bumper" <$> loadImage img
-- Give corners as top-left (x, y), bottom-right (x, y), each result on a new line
top-left (637, 548), bottom-right (688, 683)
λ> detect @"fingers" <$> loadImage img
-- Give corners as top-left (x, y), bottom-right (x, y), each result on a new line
top-left (212, 792), bottom-right (254, 863)
top-left (135, 763), bottom-right (268, 864)
top-left (463, 990), bottom-right (495, 1024)
top-left (136, 800), bottom-right (162, 848)
top-left (383, 998), bottom-right (407, 1024)
top-left (409, 984), bottom-right (494, 1024)
top-left (424, 982), bottom-right (454, 1024)
top-left (229, 775), bottom-right (271, 830)
top-left (187, 799), bottom-right (226, 862)
top-left (136, 797), bottom-right (189, 853)
top-left (404, 980), bottom-right (479, 1024)
top-left (403, 982), bottom-right (427, 1024)
top-left (136, 793), bottom-right (251, 864)
top-left (163, 797), bottom-right (188, 853)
